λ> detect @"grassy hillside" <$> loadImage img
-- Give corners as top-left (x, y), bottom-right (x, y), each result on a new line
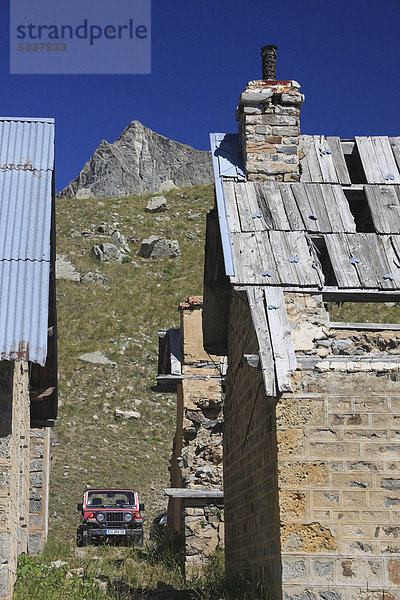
top-left (52, 185), bottom-right (215, 541)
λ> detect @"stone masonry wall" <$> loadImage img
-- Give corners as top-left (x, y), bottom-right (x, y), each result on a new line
top-left (224, 290), bottom-right (400, 600)
top-left (168, 298), bottom-right (225, 575)
top-left (185, 503), bottom-right (224, 572)
top-left (0, 361), bottom-right (30, 600)
top-left (280, 293), bottom-right (400, 600)
top-left (29, 428), bottom-right (50, 554)
top-left (224, 291), bottom-right (282, 599)
top-left (236, 80), bottom-right (304, 182)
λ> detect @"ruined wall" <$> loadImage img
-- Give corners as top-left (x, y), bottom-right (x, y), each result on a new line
top-left (224, 292), bottom-right (282, 598)
top-left (168, 298), bottom-right (225, 574)
top-left (225, 290), bottom-right (400, 600)
top-left (185, 503), bottom-right (224, 572)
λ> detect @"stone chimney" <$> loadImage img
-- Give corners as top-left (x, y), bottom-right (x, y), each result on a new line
top-left (236, 45), bottom-right (304, 182)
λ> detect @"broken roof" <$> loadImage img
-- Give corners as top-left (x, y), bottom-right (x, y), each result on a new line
top-left (210, 133), bottom-right (400, 295)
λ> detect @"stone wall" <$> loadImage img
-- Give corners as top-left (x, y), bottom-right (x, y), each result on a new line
top-left (224, 291), bottom-right (282, 599)
top-left (224, 290), bottom-right (400, 600)
top-left (185, 503), bottom-right (224, 572)
top-left (29, 428), bottom-right (50, 554)
top-left (167, 298), bottom-right (225, 575)
top-left (0, 361), bottom-right (51, 599)
top-left (0, 361), bottom-right (30, 600)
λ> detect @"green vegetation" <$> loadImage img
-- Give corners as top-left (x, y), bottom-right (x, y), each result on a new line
top-left (53, 185), bottom-right (214, 542)
top-left (15, 539), bottom-right (259, 600)
top-left (328, 301), bottom-right (400, 324)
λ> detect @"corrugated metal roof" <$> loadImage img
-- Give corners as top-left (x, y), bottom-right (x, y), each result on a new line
top-left (0, 118), bottom-right (54, 366)
top-left (0, 118), bottom-right (54, 172)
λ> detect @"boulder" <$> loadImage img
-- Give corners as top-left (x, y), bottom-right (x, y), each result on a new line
top-left (145, 195), bottom-right (167, 213)
top-left (79, 351), bottom-right (116, 366)
top-left (97, 222), bottom-right (115, 235)
top-left (114, 409), bottom-right (140, 420)
top-left (55, 255), bottom-right (80, 281)
top-left (91, 243), bottom-right (122, 263)
top-left (151, 239), bottom-right (180, 259)
top-left (112, 231), bottom-right (131, 253)
top-left (138, 236), bottom-right (160, 258)
top-left (80, 271), bottom-right (110, 284)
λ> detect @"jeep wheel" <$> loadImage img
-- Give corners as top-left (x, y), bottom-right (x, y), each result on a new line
top-left (81, 530), bottom-right (91, 547)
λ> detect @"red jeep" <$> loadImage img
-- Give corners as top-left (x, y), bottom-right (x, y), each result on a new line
top-left (77, 489), bottom-right (144, 546)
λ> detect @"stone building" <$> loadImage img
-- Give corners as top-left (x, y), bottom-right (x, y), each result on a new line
top-left (156, 297), bottom-right (224, 574)
top-left (203, 46), bottom-right (400, 599)
top-left (0, 118), bottom-right (57, 599)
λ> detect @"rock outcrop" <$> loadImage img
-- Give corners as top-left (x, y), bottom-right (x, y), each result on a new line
top-left (57, 120), bottom-right (213, 199)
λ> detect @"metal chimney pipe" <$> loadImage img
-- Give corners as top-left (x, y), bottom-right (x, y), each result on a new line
top-left (261, 45), bottom-right (278, 80)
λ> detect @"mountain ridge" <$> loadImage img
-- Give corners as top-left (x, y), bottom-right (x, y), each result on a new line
top-left (57, 120), bottom-right (214, 199)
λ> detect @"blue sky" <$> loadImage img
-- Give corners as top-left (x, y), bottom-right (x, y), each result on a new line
top-left (1, 0), bottom-right (399, 193)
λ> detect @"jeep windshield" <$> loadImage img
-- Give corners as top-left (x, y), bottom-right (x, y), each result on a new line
top-left (86, 491), bottom-right (136, 508)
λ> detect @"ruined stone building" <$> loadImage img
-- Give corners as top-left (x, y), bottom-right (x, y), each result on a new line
top-left (156, 297), bottom-right (224, 574)
top-left (0, 118), bottom-right (57, 599)
top-left (203, 46), bottom-right (400, 599)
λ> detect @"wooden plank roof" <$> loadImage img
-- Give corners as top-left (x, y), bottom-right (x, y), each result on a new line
top-left (211, 132), bottom-right (400, 294)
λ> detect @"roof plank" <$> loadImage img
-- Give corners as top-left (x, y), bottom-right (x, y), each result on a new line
top-left (292, 184), bottom-right (320, 232)
top-left (372, 136), bottom-right (400, 183)
top-left (223, 181), bottom-right (241, 233)
top-left (390, 137), bottom-right (400, 173)
top-left (235, 183), bottom-right (257, 232)
top-left (356, 136), bottom-right (400, 183)
top-left (365, 185), bottom-right (400, 234)
top-left (326, 136), bottom-right (351, 185)
top-left (245, 182), bottom-right (267, 231)
top-left (263, 286), bottom-right (296, 392)
top-left (331, 185), bottom-right (356, 233)
top-left (280, 184), bottom-right (305, 230)
top-left (246, 286), bottom-right (277, 396)
top-left (315, 135), bottom-right (339, 183)
top-left (343, 233), bottom-right (378, 288)
top-left (299, 135), bottom-right (323, 182)
top-left (254, 182), bottom-right (291, 230)
top-left (324, 233), bottom-right (361, 288)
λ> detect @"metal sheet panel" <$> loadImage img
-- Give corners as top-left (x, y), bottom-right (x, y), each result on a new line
top-left (0, 118), bottom-right (54, 171)
top-left (0, 170), bottom-right (52, 260)
top-left (210, 133), bottom-right (235, 276)
top-left (0, 260), bottom-right (49, 365)
top-left (0, 117), bottom-right (54, 366)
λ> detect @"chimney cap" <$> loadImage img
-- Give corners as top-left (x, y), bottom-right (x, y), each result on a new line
top-left (261, 45), bottom-right (278, 80)
top-left (261, 44), bottom-right (278, 51)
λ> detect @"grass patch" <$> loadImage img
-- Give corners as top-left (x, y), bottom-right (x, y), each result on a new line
top-left (328, 301), bottom-right (400, 324)
top-left (15, 538), bottom-right (260, 600)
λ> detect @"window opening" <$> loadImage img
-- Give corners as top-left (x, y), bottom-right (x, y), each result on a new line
top-left (343, 188), bottom-right (374, 232)
top-left (327, 300), bottom-right (400, 326)
top-left (341, 140), bottom-right (367, 184)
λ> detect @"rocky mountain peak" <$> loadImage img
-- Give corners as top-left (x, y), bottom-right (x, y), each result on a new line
top-left (57, 121), bottom-right (213, 199)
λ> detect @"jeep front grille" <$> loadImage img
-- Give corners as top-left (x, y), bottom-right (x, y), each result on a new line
top-left (106, 512), bottom-right (124, 523)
